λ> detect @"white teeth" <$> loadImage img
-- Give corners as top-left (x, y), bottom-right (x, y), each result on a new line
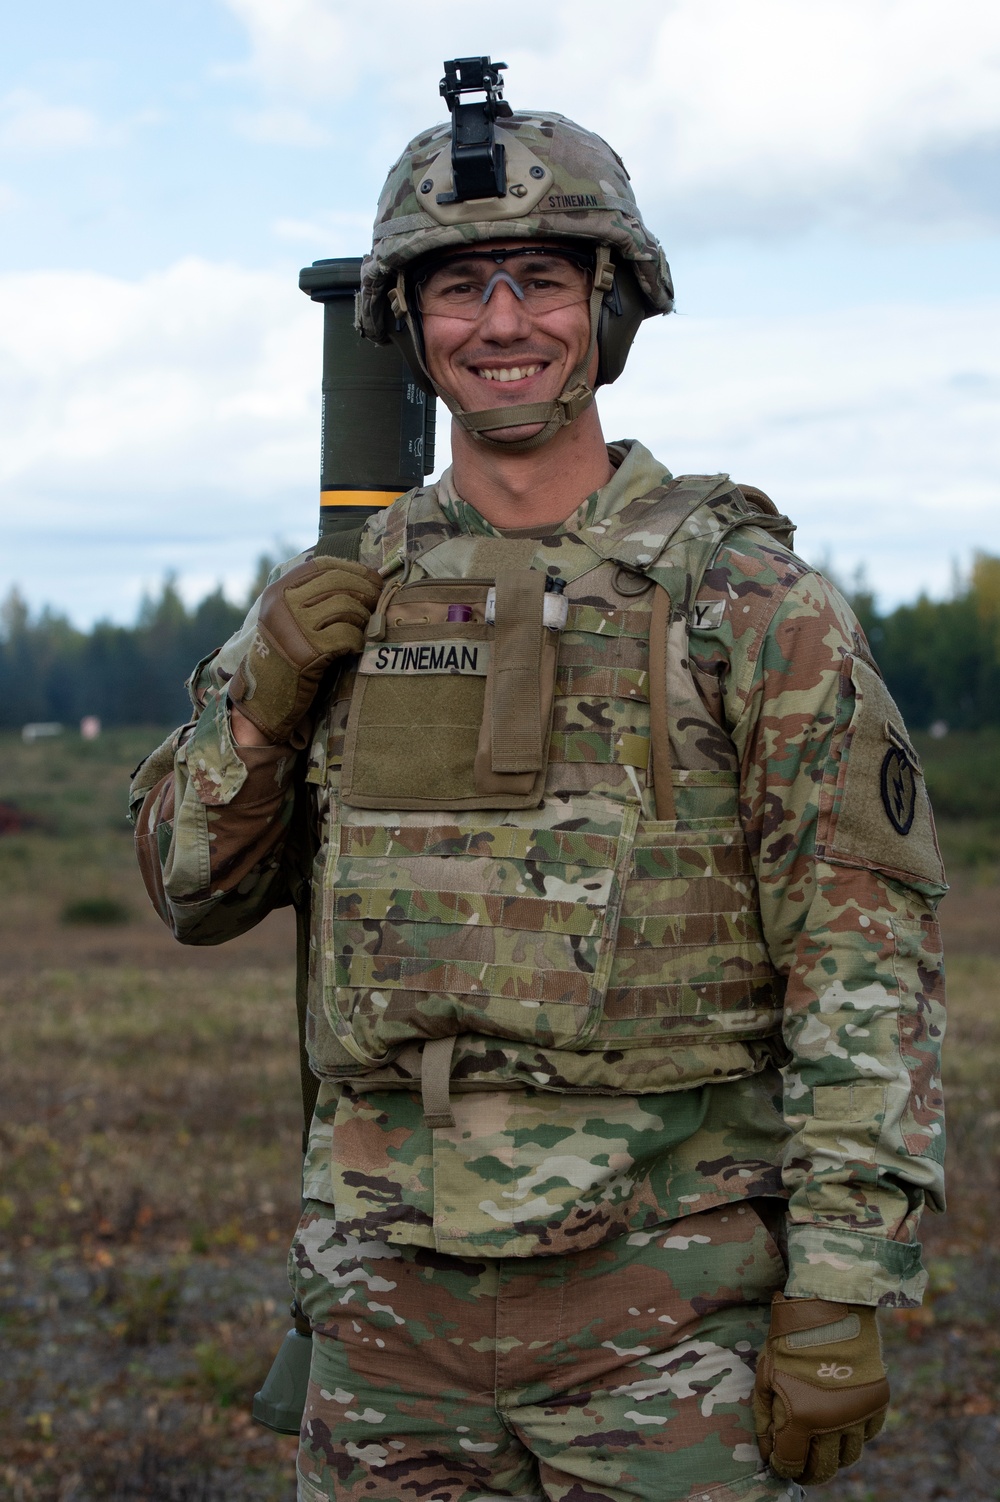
top-left (478, 365), bottom-right (541, 382)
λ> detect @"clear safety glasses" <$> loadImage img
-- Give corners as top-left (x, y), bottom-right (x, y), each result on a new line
top-left (414, 247), bottom-right (594, 321)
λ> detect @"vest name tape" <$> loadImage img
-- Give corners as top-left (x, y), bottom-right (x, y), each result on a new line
top-left (359, 640), bottom-right (490, 676)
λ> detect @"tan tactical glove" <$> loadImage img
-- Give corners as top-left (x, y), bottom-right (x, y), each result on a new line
top-left (228, 556), bottom-right (382, 743)
top-left (754, 1293), bottom-right (890, 1486)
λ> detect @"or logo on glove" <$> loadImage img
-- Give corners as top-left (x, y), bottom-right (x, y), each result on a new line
top-left (228, 555), bottom-right (383, 744)
top-left (753, 1293), bottom-right (890, 1486)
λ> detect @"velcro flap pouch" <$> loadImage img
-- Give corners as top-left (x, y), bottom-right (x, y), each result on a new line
top-left (340, 567), bottom-right (558, 810)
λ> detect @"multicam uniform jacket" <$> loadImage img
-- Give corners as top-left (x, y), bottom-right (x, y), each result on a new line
top-left (131, 441), bottom-right (947, 1308)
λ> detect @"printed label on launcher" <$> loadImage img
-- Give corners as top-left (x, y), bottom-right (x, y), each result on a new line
top-left (359, 640), bottom-right (490, 676)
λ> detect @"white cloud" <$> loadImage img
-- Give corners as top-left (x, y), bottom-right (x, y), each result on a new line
top-left (220, 0), bottom-right (1000, 236)
top-left (600, 299), bottom-right (1000, 602)
top-left (0, 259), bottom-right (322, 625)
top-left (0, 89), bottom-right (106, 153)
top-left (1, 258), bottom-right (996, 626)
top-left (0, 256), bottom-right (319, 597)
top-left (0, 258), bottom-right (316, 492)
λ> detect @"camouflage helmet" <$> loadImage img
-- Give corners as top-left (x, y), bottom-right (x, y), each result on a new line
top-left (358, 112), bottom-right (673, 338)
top-left (357, 107), bottom-right (674, 451)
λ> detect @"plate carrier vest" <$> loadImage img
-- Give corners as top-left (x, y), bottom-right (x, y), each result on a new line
top-left (300, 475), bottom-right (796, 1126)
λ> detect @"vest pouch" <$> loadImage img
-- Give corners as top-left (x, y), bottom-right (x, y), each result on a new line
top-left (340, 570), bottom-right (558, 811)
top-left (325, 791), bottom-right (641, 1067)
top-left (596, 810), bottom-right (785, 1045)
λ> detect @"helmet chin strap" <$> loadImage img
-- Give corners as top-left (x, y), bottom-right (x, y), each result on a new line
top-left (391, 247), bottom-right (614, 456)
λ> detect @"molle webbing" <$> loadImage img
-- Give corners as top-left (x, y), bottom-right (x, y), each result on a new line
top-left (647, 584), bottom-right (675, 820)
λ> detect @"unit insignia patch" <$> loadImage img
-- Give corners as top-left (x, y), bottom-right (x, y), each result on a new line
top-left (879, 745), bottom-right (917, 836)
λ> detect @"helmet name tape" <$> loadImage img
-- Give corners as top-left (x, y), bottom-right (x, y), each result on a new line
top-left (545, 193), bottom-right (601, 210)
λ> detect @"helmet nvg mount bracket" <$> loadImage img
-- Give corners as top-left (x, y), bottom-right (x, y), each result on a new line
top-left (435, 56), bottom-right (512, 205)
top-left (357, 55), bottom-right (674, 454)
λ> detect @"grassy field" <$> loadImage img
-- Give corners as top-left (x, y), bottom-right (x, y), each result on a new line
top-left (1, 728), bottom-right (998, 1500)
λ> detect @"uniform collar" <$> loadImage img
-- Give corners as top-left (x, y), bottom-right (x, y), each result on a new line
top-left (435, 440), bottom-right (674, 537)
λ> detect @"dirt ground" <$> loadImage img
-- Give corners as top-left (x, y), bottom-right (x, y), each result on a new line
top-left (0, 730), bottom-right (997, 1500)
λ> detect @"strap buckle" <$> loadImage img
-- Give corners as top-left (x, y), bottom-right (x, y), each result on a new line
top-left (389, 273), bottom-right (409, 320)
top-left (594, 246), bottom-right (615, 293)
top-left (558, 383), bottom-right (594, 423)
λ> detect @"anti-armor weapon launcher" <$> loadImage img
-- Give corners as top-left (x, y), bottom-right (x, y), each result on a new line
top-left (298, 256), bottom-right (436, 542)
top-left (253, 50), bottom-right (513, 1438)
top-left (251, 254), bottom-right (437, 1442)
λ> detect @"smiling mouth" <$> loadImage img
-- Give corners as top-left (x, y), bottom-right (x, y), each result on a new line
top-left (472, 364), bottom-right (545, 383)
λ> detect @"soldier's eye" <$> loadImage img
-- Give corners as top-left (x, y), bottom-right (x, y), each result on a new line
top-left (428, 277), bottom-right (480, 302)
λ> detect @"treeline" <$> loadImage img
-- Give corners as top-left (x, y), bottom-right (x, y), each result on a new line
top-left (0, 561), bottom-right (274, 731)
top-left (848, 553), bottom-right (1000, 734)
top-left (2, 555), bottom-right (1000, 733)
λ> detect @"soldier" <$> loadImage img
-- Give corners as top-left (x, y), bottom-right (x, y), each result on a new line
top-left (131, 67), bottom-right (947, 1502)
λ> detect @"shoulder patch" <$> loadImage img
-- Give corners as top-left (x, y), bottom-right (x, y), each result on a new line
top-left (820, 656), bottom-right (946, 890)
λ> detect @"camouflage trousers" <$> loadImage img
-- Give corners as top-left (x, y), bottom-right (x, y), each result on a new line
top-left (288, 1198), bottom-right (804, 1502)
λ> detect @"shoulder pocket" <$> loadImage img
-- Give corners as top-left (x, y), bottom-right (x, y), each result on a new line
top-left (819, 656), bottom-right (946, 890)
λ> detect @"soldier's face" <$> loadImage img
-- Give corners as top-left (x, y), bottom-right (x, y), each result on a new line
top-left (418, 240), bottom-right (597, 442)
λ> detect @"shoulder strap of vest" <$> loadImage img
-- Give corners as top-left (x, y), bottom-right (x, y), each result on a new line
top-left (647, 582), bottom-right (675, 821)
top-left (585, 474), bottom-right (795, 608)
top-left (313, 521), bottom-right (367, 564)
top-left (648, 483), bottom-right (795, 619)
top-left (627, 479), bottom-right (794, 822)
top-left (582, 474), bottom-right (731, 571)
top-left (367, 486), bottom-right (423, 576)
top-left (313, 487), bottom-right (419, 575)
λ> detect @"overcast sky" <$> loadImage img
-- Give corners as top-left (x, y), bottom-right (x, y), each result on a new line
top-left (2, 0), bottom-right (999, 626)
